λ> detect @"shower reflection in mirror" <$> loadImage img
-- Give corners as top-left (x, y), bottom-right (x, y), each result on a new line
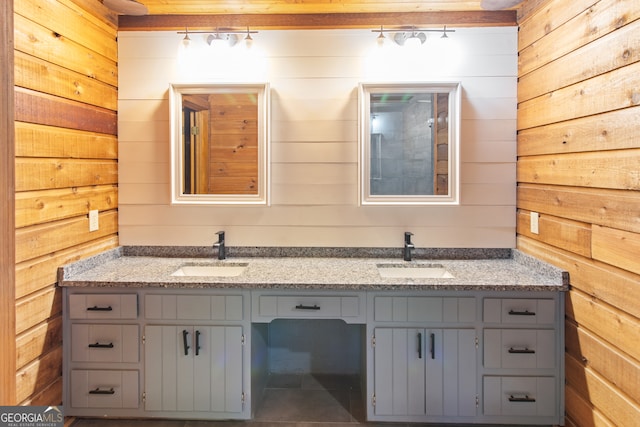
top-left (359, 82), bottom-right (460, 205)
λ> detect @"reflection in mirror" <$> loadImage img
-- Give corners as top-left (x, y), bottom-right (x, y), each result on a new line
top-left (359, 82), bottom-right (460, 205)
top-left (170, 83), bottom-right (270, 204)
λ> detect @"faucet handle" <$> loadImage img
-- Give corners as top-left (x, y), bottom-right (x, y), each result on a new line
top-left (404, 231), bottom-right (413, 243)
top-left (216, 230), bottom-right (225, 241)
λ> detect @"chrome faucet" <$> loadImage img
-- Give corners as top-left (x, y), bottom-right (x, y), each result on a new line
top-left (214, 231), bottom-right (225, 260)
top-left (404, 232), bottom-right (414, 261)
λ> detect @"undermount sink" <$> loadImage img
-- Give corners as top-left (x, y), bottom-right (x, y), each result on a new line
top-left (171, 263), bottom-right (248, 277)
top-left (377, 263), bottom-right (454, 279)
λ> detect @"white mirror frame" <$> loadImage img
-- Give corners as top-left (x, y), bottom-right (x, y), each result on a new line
top-left (170, 82), bottom-right (270, 205)
top-left (358, 82), bottom-right (461, 205)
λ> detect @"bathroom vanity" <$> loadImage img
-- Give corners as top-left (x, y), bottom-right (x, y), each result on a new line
top-left (60, 247), bottom-right (568, 425)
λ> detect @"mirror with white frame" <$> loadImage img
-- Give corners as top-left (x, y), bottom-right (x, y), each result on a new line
top-left (359, 82), bottom-right (461, 205)
top-left (170, 82), bottom-right (270, 204)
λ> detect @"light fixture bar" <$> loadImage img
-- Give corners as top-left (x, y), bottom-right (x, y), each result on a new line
top-left (178, 28), bottom-right (258, 35)
top-left (372, 25), bottom-right (455, 35)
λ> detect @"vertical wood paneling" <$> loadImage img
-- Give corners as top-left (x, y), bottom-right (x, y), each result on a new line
top-left (118, 27), bottom-right (518, 247)
top-left (1, 0), bottom-right (16, 406)
top-left (12, 0), bottom-right (119, 405)
top-left (517, 0), bottom-right (640, 425)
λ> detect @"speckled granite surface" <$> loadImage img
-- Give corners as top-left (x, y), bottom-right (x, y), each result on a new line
top-left (58, 246), bottom-right (568, 291)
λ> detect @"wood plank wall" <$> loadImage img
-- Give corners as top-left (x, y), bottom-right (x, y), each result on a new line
top-left (118, 28), bottom-right (518, 248)
top-left (516, 0), bottom-right (640, 425)
top-left (12, 0), bottom-right (119, 405)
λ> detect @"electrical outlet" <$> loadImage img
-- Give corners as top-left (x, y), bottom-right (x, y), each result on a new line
top-left (89, 210), bottom-right (99, 232)
top-left (530, 211), bottom-right (539, 234)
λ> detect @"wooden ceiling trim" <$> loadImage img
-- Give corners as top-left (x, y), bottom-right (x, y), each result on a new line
top-left (119, 11), bottom-right (517, 30)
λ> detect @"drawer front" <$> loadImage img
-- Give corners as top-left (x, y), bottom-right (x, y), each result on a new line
top-left (483, 298), bottom-right (555, 324)
top-left (374, 296), bottom-right (476, 323)
top-left (255, 294), bottom-right (362, 320)
top-left (69, 294), bottom-right (138, 319)
top-left (145, 294), bottom-right (244, 321)
top-left (483, 376), bottom-right (556, 417)
top-left (484, 329), bottom-right (555, 369)
top-left (71, 324), bottom-right (139, 363)
top-left (70, 370), bottom-right (139, 409)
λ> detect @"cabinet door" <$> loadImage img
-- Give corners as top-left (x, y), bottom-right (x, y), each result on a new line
top-left (145, 325), bottom-right (243, 414)
top-left (373, 328), bottom-right (477, 418)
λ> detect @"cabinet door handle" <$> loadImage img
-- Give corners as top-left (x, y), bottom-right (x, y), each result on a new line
top-left (508, 309), bottom-right (535, 316)
top-left (182, 330), bottom-right (190, 355)
top-left (88, 342), bottom-right (114, 349)
top-left (295, 304), bottom-right (320, 310)
top-left (508, 395), bottom-right (536, 403)
top-left (195, 330), bottom-right (201, 356)
top-left (430, 333), bottom-right (435, 359)
top-left (87, 305), bottom-right (113, 311)
top-left (417, 333), bottom-right (422, 359)
top-left (89, 387), bottom-right (115, 395)
top-left (508, 347), bottom-right (535, 354)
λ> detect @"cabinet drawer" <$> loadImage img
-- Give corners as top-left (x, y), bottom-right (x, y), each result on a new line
top-left (483, 298), bottom-right (555, 324)
top-left (373, 296), bottom-right (476, 323)
top-left (145, 294), bottom-right (244, 321)
top-left (70, 370), bottom-right (139, 409)
top-left (483, 376), bottom-right (556, 417)
top-left (484, 329), bottom-right (555, 369)
top-left (254, 294), bottom-right (363, 321)
top-left (71, 324), bottom-right (139, 363)
top-left (69, 294), bottom-right (138, 319)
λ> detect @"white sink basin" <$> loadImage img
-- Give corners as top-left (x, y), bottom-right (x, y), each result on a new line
top-left (171, 263), bottom-right (248, 277)
top-left (377, 263), bottom-right (454, 279)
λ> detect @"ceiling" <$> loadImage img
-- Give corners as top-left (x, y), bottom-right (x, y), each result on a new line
top-left (115, 0), bottom-right (525, 30)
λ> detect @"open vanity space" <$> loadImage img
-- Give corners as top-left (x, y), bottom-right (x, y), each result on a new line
top-left (59, 247), bottom-right (568, 426)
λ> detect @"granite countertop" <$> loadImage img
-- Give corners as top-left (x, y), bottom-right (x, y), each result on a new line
top-left (58, 246), bottom-right (569, 292)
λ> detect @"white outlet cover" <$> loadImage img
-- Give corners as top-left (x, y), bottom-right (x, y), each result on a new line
top-left (530, 211), bottom-right (539, 234)
top-left (89, 210), bottom-right (99, 232)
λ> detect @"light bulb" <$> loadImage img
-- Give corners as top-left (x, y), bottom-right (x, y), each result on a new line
top-left (404, 34), bottom-right (422, 49)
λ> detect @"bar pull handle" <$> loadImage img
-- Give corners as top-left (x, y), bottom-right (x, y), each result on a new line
top-left (430, 333), bottom-right (435, 359)
top-left (508, 309), bottom-right (535, 316)
top-left (508, 395), bottom-right (536, 403)
top-left (417, 333), bottom-right (422, 359)
top-left (195, 330), bottom-right (201, 356)
top-left (182, 330), bottom-right (190, 356)
top-left (295, 304), bottom-right (320, 310)
top-left (88, 342), bottom-right (114, 349)
top-left (508, 347), bottom-right (535, 354)
top-left (87, 305), bottom-right (113, 311)
top-left (89, 387), bottom-right (115, 395)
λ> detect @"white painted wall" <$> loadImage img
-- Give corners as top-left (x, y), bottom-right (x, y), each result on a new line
top-left (118, 28), bottom-right (517, 248)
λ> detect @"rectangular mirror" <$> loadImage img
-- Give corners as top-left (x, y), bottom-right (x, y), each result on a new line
top-left (170, 82), bottom-right (270, 204)
top-left (359, 82), bottom-right (460, 205)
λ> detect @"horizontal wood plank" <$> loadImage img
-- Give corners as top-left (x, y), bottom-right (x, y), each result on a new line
top-left (15, 122), bottom-right (117, 159)
top-left (566, 320), bottom-right (640, 404)
top-left (517, 150), bottom-right (640, 190)
top-left (518, 61), bottom-right (640, 130)
top-left (565, 352), bottom-right (640, 427)
top-left (517, 106), bottom-right (640, 157)
top-left (15, 0), bottom-right (117, 61)
top-left (16, 345), bottom-right (62, 403)
top-left (565, 383), bottom-right (615, 427)
top-left (516, 209), bottom-right (591, 257)
top-left (16, 316), bottom-right (62, 370)
top-left (15, 236), bottom-right (119, 300)
top-left (15, 210), bottom-right (118, 263)
top-left (15, 287), bottom-right (61, 335)
top-left (14, 13), bottom-right (117, 87)
top-left (518, 18), bottom-right (640, 102)
top-left (592, 224), bottom-right (640, 276)
top-left (518, 0), bottom-right (639, 77)
top-left (15, 185), bottom-right (118, 228)
top-left (15, 88), bottom-right (117, 135)
top-left (15, 158), bottom-right (117, 192)
top-left (19, 377), bottom-right (62, 406)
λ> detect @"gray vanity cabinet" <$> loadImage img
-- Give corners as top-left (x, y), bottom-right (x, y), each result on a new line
top-left (144, 325), bottom-right (244, 414)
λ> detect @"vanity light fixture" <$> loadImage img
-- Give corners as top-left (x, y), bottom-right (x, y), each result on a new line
top-left (177, 27), bottom-right (258, 49)
top-left (372, 25), bottom-right (455, 47)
